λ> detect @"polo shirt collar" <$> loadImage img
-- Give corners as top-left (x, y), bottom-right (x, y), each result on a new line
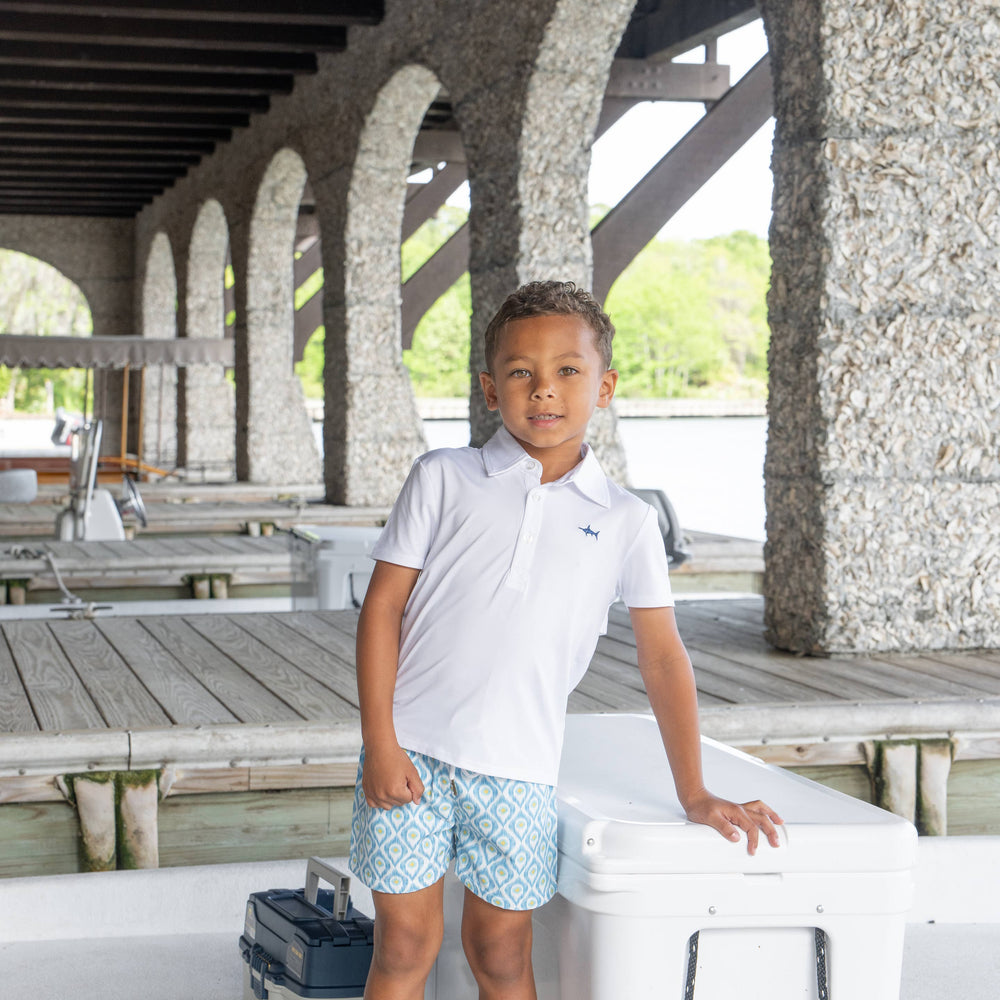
top-left (482, 426), bottom-right (611, 508)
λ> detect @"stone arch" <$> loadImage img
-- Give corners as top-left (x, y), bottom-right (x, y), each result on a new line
top-left (0, 248), bottom-right (92, 416)
top-left (324, 63), bottom-right (437, 505)
top-left (242, 147), bottom-right (321, 484)
top-left (140, 232), bottom-right (178, 469)
top-left (0, 248), bottom-right (92, 336)
top-left (181, 198), bottom-right (236, 479)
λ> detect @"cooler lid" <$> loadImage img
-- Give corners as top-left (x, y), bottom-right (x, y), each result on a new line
top-left (556, 714), bottom-right (917, 876)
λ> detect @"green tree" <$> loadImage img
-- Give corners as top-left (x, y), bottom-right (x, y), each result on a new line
top-left (0, 250), bottom-right (92, 414)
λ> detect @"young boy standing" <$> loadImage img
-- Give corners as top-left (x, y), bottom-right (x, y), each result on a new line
top-left (350, 281), bottom-right (781, 999)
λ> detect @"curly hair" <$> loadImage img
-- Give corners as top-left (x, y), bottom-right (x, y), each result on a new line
top-left (483, 280), bottom-right (615, 372)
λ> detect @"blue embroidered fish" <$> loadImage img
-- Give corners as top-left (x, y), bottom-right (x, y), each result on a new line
top-left (579, 525), bottom-right (600, 540)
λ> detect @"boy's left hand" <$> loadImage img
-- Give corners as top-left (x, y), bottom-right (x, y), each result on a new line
top-left (682, 788), bottom-right (783, 855)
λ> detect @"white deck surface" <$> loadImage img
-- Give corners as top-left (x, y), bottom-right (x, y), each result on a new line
top-left (1, 839), bottom-right (997, 999)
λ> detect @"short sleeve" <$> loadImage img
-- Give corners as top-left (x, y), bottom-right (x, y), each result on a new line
top-left (619, 504), bottom-right (674, 608)
top-left (370, 457), bottom-right (438, 570)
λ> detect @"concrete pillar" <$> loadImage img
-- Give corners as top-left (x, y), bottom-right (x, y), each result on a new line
top-left (240, 149), bottom-right (321, 485)
top-left (320, 64), bottom-right (432, 506)
top-left (180, 199), bottom-right (236, 481)
top-left (462, 0), bottom-right (634, 480)
top-left (761, 0), bottom-right (1000, 653)
top-left (140, 233), bottom-right (178, 470)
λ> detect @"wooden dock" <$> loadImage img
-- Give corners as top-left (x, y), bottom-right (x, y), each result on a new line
top-left (1, 598), bottom-right (998, 875)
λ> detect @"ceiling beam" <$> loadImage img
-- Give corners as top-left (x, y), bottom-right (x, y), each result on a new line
top-left (0, 65), bottom-right (294, 94)
top-left (0, 108), bottom-right (250, 128)
top-left (0, 1), bottom-right (383, 26)
top-left (0, 39), bottom-right (318, 73)
top-left (616, 0), bottom-right (759, 60)
top-left (0, 12), bottom-right (348, 52)
top-left (0, 122), bottom-right (230, 142)
top-left (0, 85), bottom-right (269, 113)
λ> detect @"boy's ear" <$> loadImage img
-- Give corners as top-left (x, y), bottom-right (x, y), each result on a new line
top-left (479, 370), bottom-right (500, 411)
top-left (596, 368), bottom-right (619, 408)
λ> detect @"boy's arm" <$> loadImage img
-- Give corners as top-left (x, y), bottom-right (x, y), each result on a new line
top-left (629, 605), bottom-right (783, 854)
top-left (356, 559), bottom-right (423, 808)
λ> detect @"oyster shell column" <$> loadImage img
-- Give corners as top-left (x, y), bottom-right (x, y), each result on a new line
top-left (761, 0), bottom-right (1000, 653)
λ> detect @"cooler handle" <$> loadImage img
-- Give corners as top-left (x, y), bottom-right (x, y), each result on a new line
top-left (304, 857), bottom-right (351, 921)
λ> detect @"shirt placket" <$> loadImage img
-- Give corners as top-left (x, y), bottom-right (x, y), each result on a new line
top-left (506, 460), bottom-right (546, 592)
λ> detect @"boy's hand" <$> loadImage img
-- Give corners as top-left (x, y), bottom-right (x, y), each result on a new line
top-left (362, 743), bottom-right (425, 809)
top-left (681, 788), bottom-right (783, 856)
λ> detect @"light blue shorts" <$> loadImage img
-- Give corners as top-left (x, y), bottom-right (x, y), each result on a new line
top-left (349, 749), bottom-right (558, 911)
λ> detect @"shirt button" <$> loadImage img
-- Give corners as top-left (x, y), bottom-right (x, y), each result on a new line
top-left (523, 534), bottom-right (534, 543)
top-left (525, 460), bottom-right (538, 471)
top-left (532, 493), bottom-right (542, 503)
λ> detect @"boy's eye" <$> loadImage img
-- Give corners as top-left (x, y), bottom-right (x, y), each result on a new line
top-left (559, 366), bottom-right (579, 376)
top-left (509, 369), bottom-right (530, 378)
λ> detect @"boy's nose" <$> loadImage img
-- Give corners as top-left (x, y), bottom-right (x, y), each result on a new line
top-left (531, 379), bottom-right (555, 399)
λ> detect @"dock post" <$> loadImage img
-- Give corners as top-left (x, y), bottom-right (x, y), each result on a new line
top-left (116, 771), bottom-right (160, 870)
top-left (66, 774), bottom-right (117, 872)
top-left (866, 741), bottom-right (917, 825)
top-left (917, 740), bottom-right (954, 837)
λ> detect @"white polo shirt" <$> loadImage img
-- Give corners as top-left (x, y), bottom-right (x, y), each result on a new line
top-left (370, 426), bottom-right (673, 785)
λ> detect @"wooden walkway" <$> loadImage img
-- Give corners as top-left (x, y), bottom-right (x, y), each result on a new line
top-left (0, 535), bottom-right (304, 600)
top-left (2, 599), bottom-right (998, 778)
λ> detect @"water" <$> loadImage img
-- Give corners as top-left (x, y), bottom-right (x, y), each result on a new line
top-left (422, 416), bottom-right (767, 541)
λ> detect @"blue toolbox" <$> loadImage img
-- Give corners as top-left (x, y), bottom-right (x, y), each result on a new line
top-left (239, 858), bottom-right (374, 999)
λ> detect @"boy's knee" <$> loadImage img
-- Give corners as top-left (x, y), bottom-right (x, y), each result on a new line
top-left (462, 910), bottom-right (533, 987)
top-left (373, 909), bottom-right (443, 978)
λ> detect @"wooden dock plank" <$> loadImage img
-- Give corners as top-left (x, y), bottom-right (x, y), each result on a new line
top-left (279, 612), bottom-right (365, 706)
top-left (47, 620), bottom-right (172, 729)
top-left (231, 615), bottom-right (359, 718)
top-left (94, 619), bottom-right (238, 726)
top-left (139, 617), bottom-right (300, 724)
top-left (0, 630), bottom-right (38, 732)
top-left (888, 653), bottom-right (1000, 695)
top-left (184, 615), bottom-right (354, 721)
top-left (2, 621), bottom-right (105, 731)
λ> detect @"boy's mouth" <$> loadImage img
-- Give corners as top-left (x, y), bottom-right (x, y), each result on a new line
top-left (529, 413), bottom-right (561, 424)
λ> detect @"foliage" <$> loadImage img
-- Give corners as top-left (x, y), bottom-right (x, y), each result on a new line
top-left (606, 230), bottom-right (771, 398)
top-left (0, 249), bottom-right (93, 414)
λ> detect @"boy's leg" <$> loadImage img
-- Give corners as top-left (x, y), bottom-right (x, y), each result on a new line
top-left (461, 887), bottom-right (536, 1000)
top-left (367, 879), bottom-right (445, 1000)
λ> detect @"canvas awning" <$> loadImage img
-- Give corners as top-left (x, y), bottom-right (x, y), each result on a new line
top-left (0, 334), bottom-right (234, 369)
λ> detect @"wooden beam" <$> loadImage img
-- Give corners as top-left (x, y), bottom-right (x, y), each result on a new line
top-left (0, 1), bottom-right (383, 26)
top-left (0, 39), bottom-right (318, 73)
top-left (401, 224), bottom-right (469, 349)
top-left (606, 58), bottom-right (730, 102)
top-left (411, 129), bottom-right (465, 166)
top-left (0, 122), bottom-right (231, 142)
top-left (0, 12), bottom-right (348, 52)
top-left (0, 107), bottom-right (250, 128)
top-left (590, 55), bottom-right (772, 303)
top-left (616, 0), bottom-right (759, 60)
top-left (0, 84), bottom-right (270, 113)
top-left (402, 162), bottom-right (467, 241)
top-left (0, 64), bottom-right (295, 94)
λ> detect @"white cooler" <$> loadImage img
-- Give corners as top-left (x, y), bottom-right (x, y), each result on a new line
top-left (293, 525), bottom-right (381, 610)
top-left (428, 713), bottom-right (917, 1000)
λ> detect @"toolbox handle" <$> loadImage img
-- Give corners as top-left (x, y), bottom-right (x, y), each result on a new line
top-left (304, 857), bottom-right (351, 921)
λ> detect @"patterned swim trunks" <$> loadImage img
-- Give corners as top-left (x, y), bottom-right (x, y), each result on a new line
top-left (349, 748), bottom-right (558, 911)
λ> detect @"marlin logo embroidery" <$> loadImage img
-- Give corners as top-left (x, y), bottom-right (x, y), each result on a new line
top-left (579, 525), bottom-right (600, 540)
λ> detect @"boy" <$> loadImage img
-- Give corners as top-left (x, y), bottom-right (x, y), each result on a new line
top-left (351, 281), bottom-right (781, 1000)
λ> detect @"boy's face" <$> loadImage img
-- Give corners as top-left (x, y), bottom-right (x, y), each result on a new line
top-left (479, 314), bottom-right (618, 476)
